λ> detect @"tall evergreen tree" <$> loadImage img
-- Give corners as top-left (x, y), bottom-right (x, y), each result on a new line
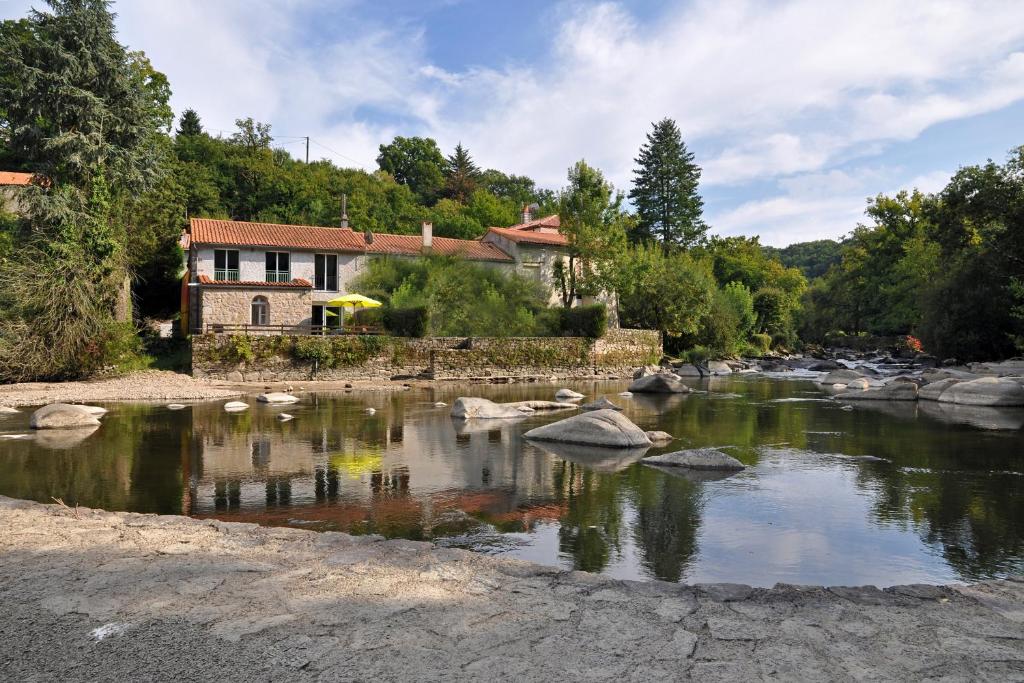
top-left (443, 142), bottom-right (481, 203)
top-left (176, 108), bottom-right (203, 137)
top-left (629, 118), bottom-right (706, 250)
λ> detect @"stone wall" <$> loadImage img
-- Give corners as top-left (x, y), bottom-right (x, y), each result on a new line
top-left (200, 287), bottom-right (312, 329)
top-left (191, 330), bottom-right (662, 382)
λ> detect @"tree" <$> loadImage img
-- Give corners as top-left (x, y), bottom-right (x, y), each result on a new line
top-left (0, 0), bottom-right (171, 380)
top-left (555, 161), bottom-right (630, 307)
top-left (443, 142), bottom-right (480, 203)
top-left (629, 118), bottom-right (706, 250)
top-left (231, 117), bottom-right (271, 152)
top-left (376, 135), bottom-right (445, 204)
top-left (176, 108), bottom-right (203, 137)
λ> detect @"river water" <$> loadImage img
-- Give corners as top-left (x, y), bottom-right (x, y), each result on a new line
top-left (2, 375), bottom-right (1022, 587)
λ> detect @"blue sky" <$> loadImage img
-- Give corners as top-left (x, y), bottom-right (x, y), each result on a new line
top-left (4, 0), bottom-right (1024, 246)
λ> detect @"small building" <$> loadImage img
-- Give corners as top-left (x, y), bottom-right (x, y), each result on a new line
top-left (182, 209), bottom-right (572, 334)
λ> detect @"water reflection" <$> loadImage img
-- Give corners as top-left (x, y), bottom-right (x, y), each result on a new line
top-left (1, 376), bottom-right (1022, 586)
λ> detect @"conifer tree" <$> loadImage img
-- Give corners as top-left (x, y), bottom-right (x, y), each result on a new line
top-left (176, 108), bottom-right (203, 137)
top-left (629, 118), bottom-right (706, 250)
top-left (443, 142), bottom-right (481, 203)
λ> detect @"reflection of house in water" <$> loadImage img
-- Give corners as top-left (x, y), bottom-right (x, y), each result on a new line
top-left (186, 403), bottom-right (564, 534)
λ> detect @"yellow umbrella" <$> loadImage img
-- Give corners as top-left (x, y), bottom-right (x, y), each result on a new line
top-left (326, 293), bottom-right (382, 308)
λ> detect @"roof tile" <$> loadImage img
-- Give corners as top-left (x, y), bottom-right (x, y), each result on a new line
top-left (190, 218), bottom-right (366, 252)
top-left (486, 225), bottom-right (569, 246)
top-left (366, 233), bottom-right (512, 261)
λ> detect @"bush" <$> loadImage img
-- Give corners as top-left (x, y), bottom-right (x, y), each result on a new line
top-left (697, 288), bottom-right (742, 356)
top-left (682, 345), bottom-right (710, 364)
top-left (750, 333), bottom-right (772, 354)
top-left (351, 307), bottom-right (384, 328)
top-left (291, 337), bottom-right (332, 365)
top-left (384, 306), bottom-right (429, 337)
top-left (558, 304), bottom-right (607, 338)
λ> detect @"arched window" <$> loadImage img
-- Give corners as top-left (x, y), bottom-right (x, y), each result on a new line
top-left (251, 296), bottom-right (269, 325)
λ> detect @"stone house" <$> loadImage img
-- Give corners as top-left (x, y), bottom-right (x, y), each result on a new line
top-left (182, 208), bottom-right (573, 333)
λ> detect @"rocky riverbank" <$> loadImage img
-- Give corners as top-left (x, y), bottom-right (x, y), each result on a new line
top-left (1, 496), bottom-right (1022, 681)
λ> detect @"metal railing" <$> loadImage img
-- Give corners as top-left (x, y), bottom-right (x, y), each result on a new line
top-left (214, 269), bottom-right (240, 281)
top-left (198, 323), bottom-right (384, 336)
top-left (265, 271), bottom-right (291, 283)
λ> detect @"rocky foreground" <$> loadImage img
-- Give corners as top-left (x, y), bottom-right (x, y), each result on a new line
top-left (1, 497), bottom-right (1022, 681)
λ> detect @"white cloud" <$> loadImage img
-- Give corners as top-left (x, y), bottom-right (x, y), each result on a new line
top-left (3, 0), bottom-right (1023, 242)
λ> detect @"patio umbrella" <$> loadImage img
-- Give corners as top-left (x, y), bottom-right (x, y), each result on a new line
top-left (326, 293), bottom-right (382, 309)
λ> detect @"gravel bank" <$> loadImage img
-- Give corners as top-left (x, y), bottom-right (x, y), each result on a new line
top-left (0, 370), bottom-right (241, 407)
top-left (1, 497), bottom-right (1022, 681)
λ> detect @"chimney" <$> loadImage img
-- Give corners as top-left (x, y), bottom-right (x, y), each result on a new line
top-left (340, 194), bottom-right (349, 228)
top-left (421, 221), bottom-right (433, 253)
top-left (521, 202), bottom-right (539, 224)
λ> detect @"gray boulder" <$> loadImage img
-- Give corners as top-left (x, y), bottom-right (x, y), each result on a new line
top-left (450, 397), bottom-right (527, 419)
top-left (629, 373), bottom-right (693, 394)
top-left (818, 369), bottom-right (864, 385)
top-left (30, 403), bottom-right (102, 430)
top-left (706, 360), bottom-right (732, 375)
top-left (645, 430), bottom-right (674, 444)
top-left (835, 382), bottom-right (918, 401)
top-left (642, 448), bottom-right (745, 471)
top-left (919, 378), bottom-right (961, 401)
top-left (807, 360), bottom-right (842, 371)
top-left (555, 388), bottom-right (585, 400)
top-left (524, 409), bottom-right (652, 448)
top-left (505, 400), bottom-right (578, 412)
top-left (938, 377), bottom-right (1024, 406)
top-left (673, 364), bottom-right (704, 377)
top-left (632, 365), bottom-right (662, 379)
top-left (846, 378), bottom-right (870, 390)
top-left (579, 397), bottom-right (622, 411)
top-left (257, 392), bottom-right (299, 404)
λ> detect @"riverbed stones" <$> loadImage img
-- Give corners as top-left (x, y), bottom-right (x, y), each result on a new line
top-left (223, 401), bottom-right (249, 412)
top-left (938, 377), bottom-right (1024, 406)
top-left (706, 360), bottom-right (733, 375)
top-left (579, 397), bottom-right (622, 411)
top-left (642, 448), bottom-right (745, 471)
top-left (818, 369), bottom-right (864, 385)
top-left (523, 409), bottom-right (652, 448)
top-left (555, 388), bottom-right (585, 400)
top-left (846, 378), bottom-right (870, 390)
top-left (451, 397), bottom-right (527, 419)
top-left (836, 382), bottom-right (918, 401)
top-left (256, 392), bottom-right (299, 404)
top-left (632, 365), bottom-right (661, 379)
top-left (919, 378), bottom-right (962, 401)
top-left (166, 404), bottom-right (186, 410)
top-left (674, 364), bottom-right (704, 377)
top-left (507, 400), bottom-right (579, 412)
top-left (29, 404), bottom-right (102, 430)
top-left (277, 413), bottom-right (294, 421)
top-left (629, 373), bottom-right (693, 393)
top-left (645, 431), bottom-right (674, 444)
top-left (0, 406), bottom-right (19, 414)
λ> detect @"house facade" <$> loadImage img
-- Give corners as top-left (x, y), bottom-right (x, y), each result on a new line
top-left (183, 210), bottom-right (572, 334)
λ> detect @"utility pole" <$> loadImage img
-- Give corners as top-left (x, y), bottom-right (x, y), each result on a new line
top-left (305, 136), bottom-right (310, 164)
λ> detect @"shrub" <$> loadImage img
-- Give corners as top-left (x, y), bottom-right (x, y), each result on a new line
top-left (750, 333), bottom-right (772, 354)
top-left (697, 288), bottom-right (742, 356)
top-left (559, 304), bottom-right (607, 338)
top-left (683, 345), bottom-right (710, 364)
top-left (351, 307), bottom-right (384, 328)
top-left (291, 337), bottom-right (332, 365)
top-left (383, 306), bottom-right (429, 337)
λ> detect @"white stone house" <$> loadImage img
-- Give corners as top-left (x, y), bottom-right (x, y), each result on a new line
top-left (182, 210), bottom-right (573, 333)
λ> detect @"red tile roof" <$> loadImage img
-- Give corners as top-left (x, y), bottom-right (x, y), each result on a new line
top-left (197, 274), bottom-right (312, 288)
top-left (366, 233), bottom-right (512, 261)
top-left (190, 218), bottom-right (366, 252)
top-left (0, 171), bottom-right (33, 186)
top-left (509, 214), bottom-right (561, 231)
top-left (486, 225), bottom-right (569, 246)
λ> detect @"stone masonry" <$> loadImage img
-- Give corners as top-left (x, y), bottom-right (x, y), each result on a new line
top-left (200, 287), bottom-right (312, 330)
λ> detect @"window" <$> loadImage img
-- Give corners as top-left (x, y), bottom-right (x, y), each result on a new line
top-left (312, 305), bottom-right (342, 330)
top-left (214, 249), bottom-right (239, 281)
top-left (251, 296), bottom-right (269, 325)
top-left (265, 252), bottom-right (290, 282)
top-left (315, 254), bottom-right (338, 291)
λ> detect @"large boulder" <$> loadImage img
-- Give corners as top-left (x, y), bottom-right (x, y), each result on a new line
top-left (524, 409), bottom-right (652, 448)
top-left (818, 369), bottom-right (864, 385)
top-left (629, 373), bottom-right (693, 394)
top-left (632, 365), bottom-right (662, 379)
top-left (257, 392), bottom-right (299, 404)
top-left (673, 364), bottom-right (704, 377)
top-left (555, 388), bottom-right (585, 400)
top-left (451, 397), bottom-right (528, 419)
top-left (807, 360), bottom-right (843, 371)
top-left (937, 377), bottom-right (1024, 406)
top-left (846, 378), bottom-right (870, 390)
top-left (835, 382), bottom-right (918, 401)
top-left (706, 360), bottom-right (732, 375)
top-left (919, 378), bottom-right (961, 401)
top-left (579, 397), bottom-right (622, 411)
top-left (29, 403), bottom-right (102, 430)
top-left (642, 448), bottom-right (745, 471)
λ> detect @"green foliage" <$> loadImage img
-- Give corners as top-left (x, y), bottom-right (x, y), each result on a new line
top-left (721, 281), bottom-right (756, 338)
top-left (696, 288), bottom-right (743, 356)
top-left (629, 118), bottom-right (706, 249)
top-left (558, 304), bottom-right (608, 338)
top-left (442, 143), bottom-right (481, 203)
top-left (750, 333), bottom-right (772, 354)
top-left (765, 239), bottom-right (844, 279)
top-left (384, 306), bottom-right (429, 337)
top-left (176, 108), bottom-right (203, 136)
top-left (376, 135), bottom-right (446, 204)
top-left (290, 335), bottom-right (388, 368)
top-left (617, 244), bottom-right (716, 339)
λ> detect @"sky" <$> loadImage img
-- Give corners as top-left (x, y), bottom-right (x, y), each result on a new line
top-left (3, 0), bottom-right (1024, 246)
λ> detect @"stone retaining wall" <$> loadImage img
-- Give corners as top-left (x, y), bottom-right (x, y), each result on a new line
top-left (191, 329), bottom-right (661, 382)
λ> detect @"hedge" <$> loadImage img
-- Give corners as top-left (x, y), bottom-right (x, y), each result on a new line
top-left (558, 304), bottom-right (607, 338)
top-left (384, 306), bottom-right (429, 337)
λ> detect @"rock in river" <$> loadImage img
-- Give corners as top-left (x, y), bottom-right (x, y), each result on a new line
top-left (645, 430), bottom-right (674, 444)
top-left (818, 369), bottom-right (864, 385)
top-left (835, 382), bottom-right (918, 401)
top-left (579, 397), bottom-right (622, 411)
top-left (918, 378), bottom-right (961, 402)
top-left (223, 401), bottom-right (249, 412)
top-left (30, 404), bottom-right (102, 430)
top-left (673, 364), bottom-right (704, 377)
top-left (451, 397), bottom-right (528, 419)
top-left (937, 377), bottom-right (1024, 406)
top-left (706, 360), bottom-right (733, 375)
top-left (642, 449), bottom-right (745, 471)
top-left (555, 388), bottom-right (585, 400)
top-left (0, 406), bottom-right (20, 414)
top-left (524, 409), bottom-right (652, 448)
top-left (629, 373), bottom-right (693, 394)
top-left (257, 393), bottom-right (300, 404)
top-left (846, 378), bottom-right (870, 390)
